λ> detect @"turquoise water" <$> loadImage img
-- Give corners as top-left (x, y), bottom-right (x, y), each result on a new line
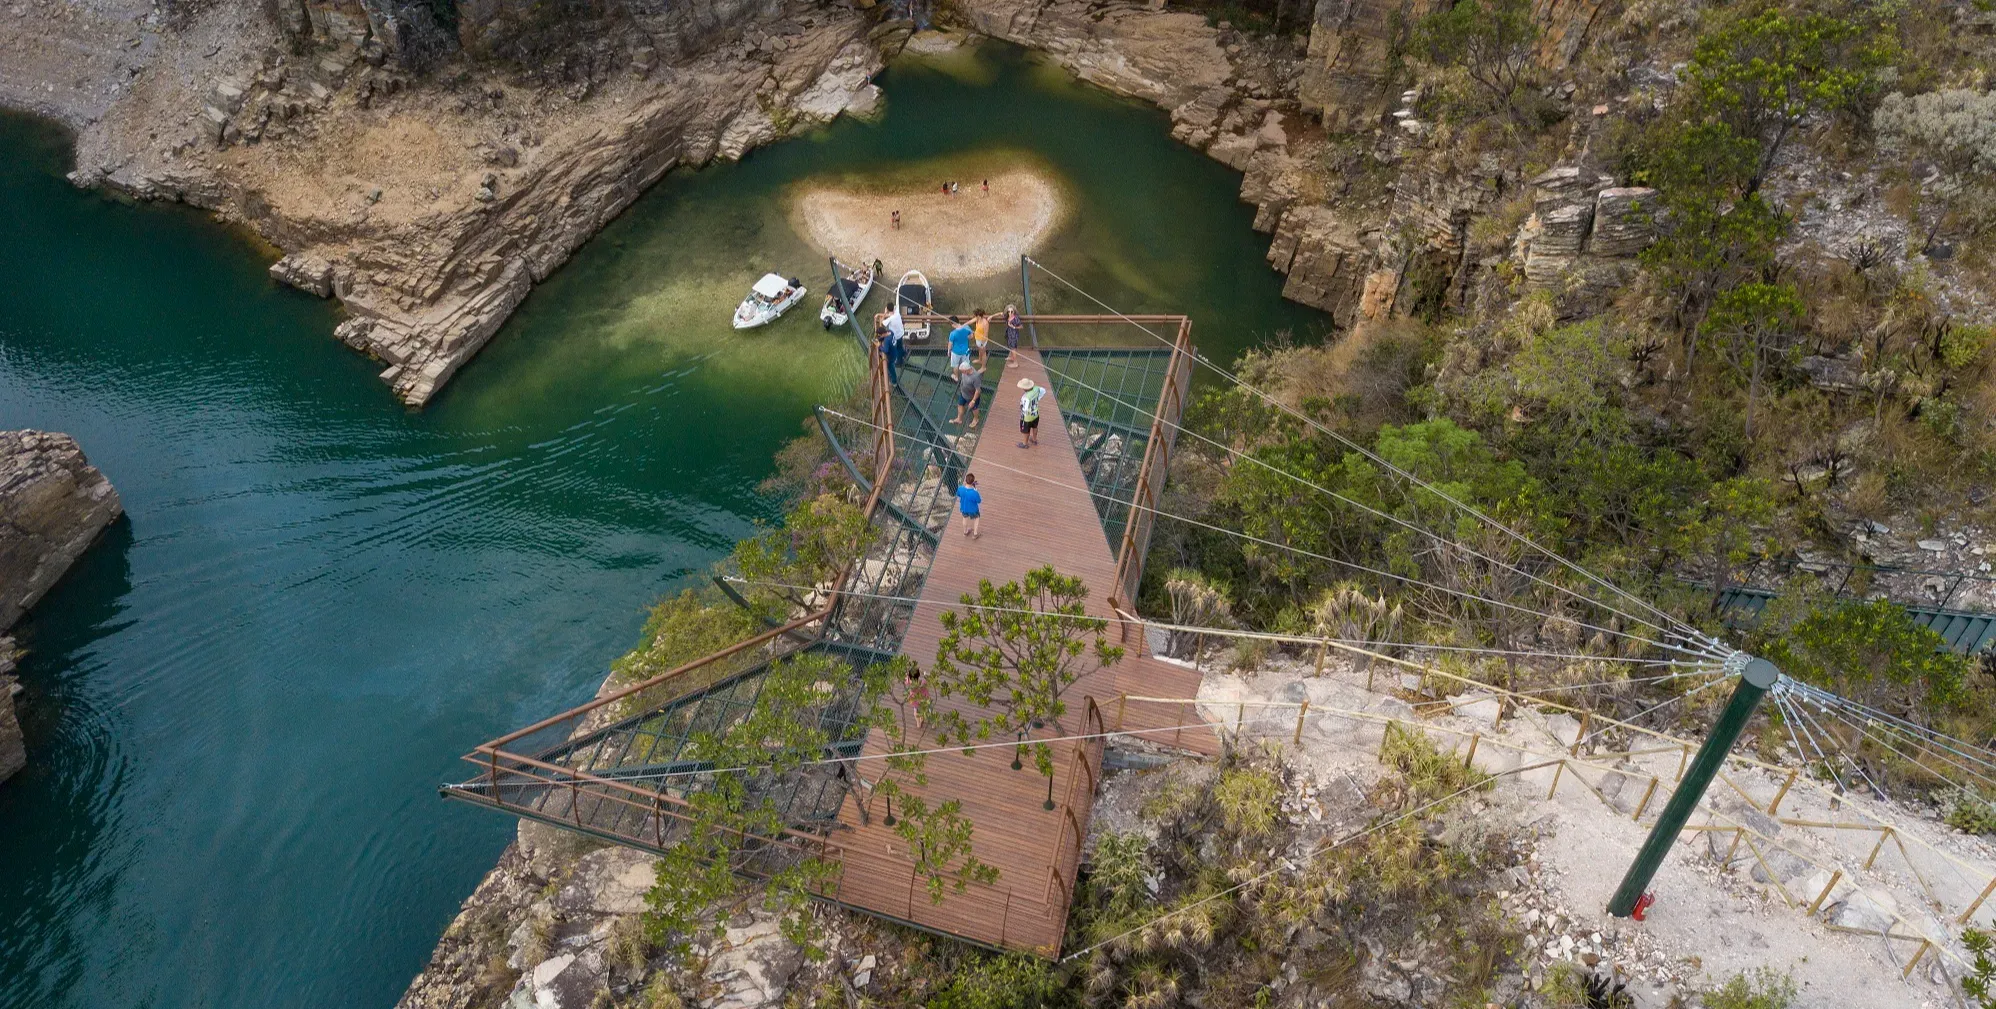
top-left (0, 43), bottom-right (1325, 1009)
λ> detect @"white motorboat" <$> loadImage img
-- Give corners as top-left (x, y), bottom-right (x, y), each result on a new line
top-left (733, 273), bottom-right (806, 330)
top-left (896, 269), bottom-right (934, 341)
top-left (820, 259), bottom-right (881, 330)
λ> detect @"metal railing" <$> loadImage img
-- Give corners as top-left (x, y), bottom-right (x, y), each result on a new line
top-left (1107, 317), bottom-right (1194, 640)
top-left (445, 347), bottom-right (901, 854)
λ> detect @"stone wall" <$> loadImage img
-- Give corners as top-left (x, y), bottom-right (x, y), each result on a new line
top-left (0, 430), bottom-right (123, 785)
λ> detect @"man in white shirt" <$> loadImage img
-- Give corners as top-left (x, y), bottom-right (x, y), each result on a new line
top-left (874, 308), bottom-right (907, 384)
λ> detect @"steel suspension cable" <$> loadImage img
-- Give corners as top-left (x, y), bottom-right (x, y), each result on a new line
top-left (1790, 683), bottom-right (1996, 779)
top-left (1788, 693), bottom-right (1888, 800)
top-left (1024, 343), bottom-right (1693, 642)
top-left (1021, 256), bottom-right (1715, 647)
top-left (825, 407), bottom-right (1724, 663)
top-left (735, 574), bottom-right (1725, 673)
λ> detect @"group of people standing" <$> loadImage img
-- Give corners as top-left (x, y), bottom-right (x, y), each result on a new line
top-left (944, 307), bottom-right (1023, 372)
top-left (860, 306), bottom-right (1029, 443)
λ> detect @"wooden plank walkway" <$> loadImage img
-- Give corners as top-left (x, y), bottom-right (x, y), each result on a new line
top-left (828, 349), bottom-right (1217, 956)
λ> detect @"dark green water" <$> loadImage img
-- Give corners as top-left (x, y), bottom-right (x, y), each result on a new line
top-left (0, 43), bottom-right (1325, 1009)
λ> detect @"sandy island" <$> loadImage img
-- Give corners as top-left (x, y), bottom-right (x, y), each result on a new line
top-left (791, 168), bottom-right (1068, 280)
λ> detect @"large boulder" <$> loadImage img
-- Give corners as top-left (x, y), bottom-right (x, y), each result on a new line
top-left (1, 431), bottom-right (122, 631)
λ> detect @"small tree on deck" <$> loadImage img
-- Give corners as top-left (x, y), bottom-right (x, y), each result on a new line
top-left (930, 565), bottom-right (1125, 778)
top-left (866, 655), bottom-right (1001, 903)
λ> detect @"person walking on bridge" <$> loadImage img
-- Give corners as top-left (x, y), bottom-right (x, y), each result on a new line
top-left (971, 309), bottom-right (991, 369)
top-left (1017, 377), bottom-right (1047, 449)
top-left (956, 472), bottom-right (982, 539)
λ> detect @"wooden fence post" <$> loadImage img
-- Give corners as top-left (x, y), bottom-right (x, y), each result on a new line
top-left (1866, 827), bottom-right (1893, 870)
top-left (1294, 701), bottom-right (1310, 745)
top-left (1768, 768), bottom-right (1798, 816)
top-left (1633, 777), bottom-right (1659, 821)
top-left (1903, 939), bottom-right (1932, 979)
top-left (1313, 640), bottom-right (1329, 678)
top-left (1722, 828), bottom-right (1743, 866)
top-left (1464, 732), bottom-right (1481, 769)
top-left (1547, 761), bottom-right (1567, 799)
top-left (1806, 870), bottom-right (1843, 915)
top-left (1571, 711), bottom-right (1591, 756)
top-left (1960, 874), bottom-right (1996, 926)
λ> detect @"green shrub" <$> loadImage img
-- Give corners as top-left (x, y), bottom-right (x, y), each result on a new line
top-left (1214, 762), bottom-right (1282, 841)
top-left (1703, 967), bottom-right (1798, 1009)
top-left (1380, 722), bottom-right (1492, 806)
top-left (1944, 787), bottom-right (1996, 835)
top-left (928, 953), bottom-right (1060, 1009)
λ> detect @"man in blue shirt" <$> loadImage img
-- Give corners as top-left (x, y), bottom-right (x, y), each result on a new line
top-left (947, 316), bottom-right (973, 371)
top-left (955, 472), bottom-right (981, 539)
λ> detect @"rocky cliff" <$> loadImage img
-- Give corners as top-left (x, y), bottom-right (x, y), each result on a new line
top-left (0, 430), bottom-right (123, 784)
top-left (5, 0), bottom-right (889, 406)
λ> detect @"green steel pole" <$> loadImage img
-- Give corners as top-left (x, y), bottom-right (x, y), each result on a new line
top-left (1607, 656), bottom-right (1780, 917)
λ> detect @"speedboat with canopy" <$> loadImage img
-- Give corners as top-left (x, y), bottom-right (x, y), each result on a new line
top-left (820, 258), bottom-right (881, 329)
top-left (733, 272), bottom-right (806, 330)
top-left (896, 269), bottom-right (933, 342)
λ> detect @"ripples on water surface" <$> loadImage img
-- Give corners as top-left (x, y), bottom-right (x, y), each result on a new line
top-left (0, 42), bottom-right (1324, 1009)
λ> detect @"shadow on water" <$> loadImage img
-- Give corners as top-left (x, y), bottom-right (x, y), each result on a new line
top-left (0, 39), bottom-right (1324, 1009)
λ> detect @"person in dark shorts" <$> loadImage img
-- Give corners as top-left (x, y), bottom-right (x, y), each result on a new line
top-left (950, 363), bottom-right (982, 425)
top-left (956, 472), bottom-right (981, 538)
top-left (1003, 304), bottom-right (1022, 369)
top-left (1017, 377), bottom-right (1046, 448)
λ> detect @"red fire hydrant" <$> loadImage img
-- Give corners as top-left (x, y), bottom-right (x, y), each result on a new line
top-left (1631, 892), bottom-right (1656, 921)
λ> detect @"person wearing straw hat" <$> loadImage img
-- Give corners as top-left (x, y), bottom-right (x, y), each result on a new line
top-left (1017, 377), bottom-right (1047, 449)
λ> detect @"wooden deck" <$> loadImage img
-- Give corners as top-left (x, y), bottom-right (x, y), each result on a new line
top-left (827, 349), bottom-right (1217, 956)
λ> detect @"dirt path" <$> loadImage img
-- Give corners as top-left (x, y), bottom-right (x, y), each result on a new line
top-left (790, 168), bottom-right (1066, 280)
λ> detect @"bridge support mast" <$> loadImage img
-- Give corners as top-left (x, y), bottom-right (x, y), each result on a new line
top-left (1608, 655), bottom-right (1782, 917)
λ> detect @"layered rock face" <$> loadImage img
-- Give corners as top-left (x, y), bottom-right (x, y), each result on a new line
top-left (1, 431), bottom-right (123, 630)
top-left (1297, 0), bottom-right (1443, 128)
top-left (1514, 166), bottom-right (1655, 308)
top-left (14, 0), bottom-right (884, 406)
top-left (0, 430), bottom-right (123, 784)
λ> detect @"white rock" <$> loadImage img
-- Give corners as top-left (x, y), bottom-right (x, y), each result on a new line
top-left (1445, 691), bottom-right (1502, 728)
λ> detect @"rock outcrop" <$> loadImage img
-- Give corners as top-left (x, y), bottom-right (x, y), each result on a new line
top-left (397, 817), bottom-right (819, 1009)
top-left (1, 431), bottom-right (123, 631)
top-left (0, 430), bottom-right (123, 784)
top-left (1513, 166), bottom-right (1655, 311)
top-left (1, 642), bottom-right (24, 784)
top-left (10, 0), bottom-right (887, 407)
top-left (1298, 0), bottom-right (1444, 128)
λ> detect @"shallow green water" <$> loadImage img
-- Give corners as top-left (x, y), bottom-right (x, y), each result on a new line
top-left (0, 42), bottom-right (1325, 1009)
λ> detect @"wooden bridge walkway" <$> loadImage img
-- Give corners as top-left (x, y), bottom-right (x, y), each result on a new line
top-left (825, 348), bottom-right (1217, 957)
